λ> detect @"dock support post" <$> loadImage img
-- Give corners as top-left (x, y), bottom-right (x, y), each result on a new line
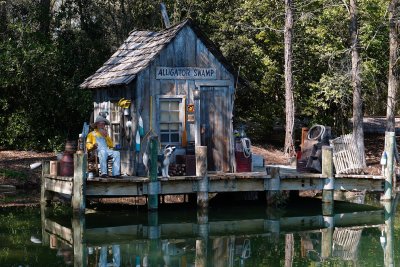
top-left (148, 211), bottom-right (160, 266)
top-left (195, 209), bottom-right (208, 267)
top-left (265, 208), bottom-right (281, 243)
top-left (72, 215), bottom-right (87, 267)
top-left (148, 137), bottom-right (159, 210)
top-left (322, 146), bottom-right (334, 215)
top-left (72, 153), bottom-right (87, 214)
top-left (40, 161), bottom-right (53, 205)
top-left (382, 131), bottom-right (395, 201)
top-left (266, 167), bottom-right (280, 206)
top-left (40, 202), bottom-right (50, 247)
top-left (383, 201), bottom-right (394, 267)
top-left (40, 161), bottom-right (52, 247)
top-left (196, 146), bottom-right (208, 209)
top-left (321, 215), bottom-right (334, 259)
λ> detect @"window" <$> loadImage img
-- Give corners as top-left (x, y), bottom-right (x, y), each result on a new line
top-left (159, 98), bottom-right (182, 144)
top-left (109, 103), bottom-right (122, 146)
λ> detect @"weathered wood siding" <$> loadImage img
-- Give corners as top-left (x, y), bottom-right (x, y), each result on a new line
top-left (135, 25), bottom-right (235, 172)
top-left (90, 25), bottom-right (236, 174)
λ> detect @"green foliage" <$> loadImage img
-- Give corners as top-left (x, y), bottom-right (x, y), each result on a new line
top-left (0, 0), bottom-right (395, 147)
top-left (0, 168), bottom-right (28, 181)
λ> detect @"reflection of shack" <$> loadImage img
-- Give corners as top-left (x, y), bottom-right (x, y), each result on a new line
top-left (300, 228), bottom-right (362, 264)
top-left (212, 237), bottom-right (250, 267)
top-left (161, 239), bottom-right (192, 266)
top-left (332, 228), bottom-right (362, 262)
top-left (49, 235), bottom-right (73, 266)
top-left (41, 208), bottom-right (385, 266)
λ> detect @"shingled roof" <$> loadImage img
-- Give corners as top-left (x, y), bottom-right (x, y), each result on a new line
top-left (80, 19), bottom-right (237, 89)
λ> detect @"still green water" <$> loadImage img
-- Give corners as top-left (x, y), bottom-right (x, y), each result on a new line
top-left (0, 198), bottom-right (397, 267)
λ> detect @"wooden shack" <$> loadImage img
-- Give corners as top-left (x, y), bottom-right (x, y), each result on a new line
top-left (80, 19), bottom-right (238, 176)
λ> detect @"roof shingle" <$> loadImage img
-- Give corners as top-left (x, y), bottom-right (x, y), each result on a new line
top-left (80, 20), bottom-right (188, 89)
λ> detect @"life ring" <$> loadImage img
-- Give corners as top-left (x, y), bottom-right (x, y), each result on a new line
top-left (307, 125), bottom-right (326, 140)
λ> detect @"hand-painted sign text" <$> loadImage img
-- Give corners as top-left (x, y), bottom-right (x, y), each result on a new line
top-left (156, 67), bottom-right (216, 80)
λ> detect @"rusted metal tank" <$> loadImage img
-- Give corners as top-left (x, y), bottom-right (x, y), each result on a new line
top-left (59, 141), bottom-right (76, 176)
top-left (64, 140), bottom-right (77, 153)
top-left (59, 152), bottom-right (74, 176)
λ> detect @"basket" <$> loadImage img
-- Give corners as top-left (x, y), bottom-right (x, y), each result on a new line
top-left (330, 134), bottom-right (363, 174)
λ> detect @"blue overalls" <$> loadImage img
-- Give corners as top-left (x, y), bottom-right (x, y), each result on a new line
top-left (96, 135), bottom-right (120, 176)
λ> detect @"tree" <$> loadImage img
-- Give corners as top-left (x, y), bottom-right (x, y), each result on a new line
top-left (386, 0), bottom-right (400, 132)
top-left (284, 0), bottom-right (295, 156)
top-left (349, 0), bottom-right (366, 166)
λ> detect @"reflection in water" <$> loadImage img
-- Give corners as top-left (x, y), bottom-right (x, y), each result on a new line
top-left (0, 199), bottom-right (396, 266)
top-left (332, 228), bottom-right (362, 262)
top-left (36, 200), bottom-right (396, 267)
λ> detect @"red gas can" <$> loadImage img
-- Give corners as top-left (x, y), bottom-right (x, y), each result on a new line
top-left (235, 151), bottom-right (252, 172)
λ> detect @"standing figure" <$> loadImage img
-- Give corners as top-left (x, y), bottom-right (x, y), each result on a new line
top-left (86, 115), bottom-right (121, 178)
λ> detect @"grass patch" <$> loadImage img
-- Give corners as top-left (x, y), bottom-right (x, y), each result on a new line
top-left (0, 169), bottom-right (28, 181)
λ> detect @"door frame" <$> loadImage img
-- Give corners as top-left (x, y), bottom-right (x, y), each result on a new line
top-left (194, 80), bottom-right (235, 172)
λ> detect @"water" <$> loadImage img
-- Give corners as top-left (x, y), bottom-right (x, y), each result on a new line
top-left (0, 197), bottom-right (397, 267)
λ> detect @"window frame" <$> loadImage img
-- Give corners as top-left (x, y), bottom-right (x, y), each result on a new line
top-left (109, 102), bottom-right (122, 147)
top-left (157, 95), bottom-right (185, 146)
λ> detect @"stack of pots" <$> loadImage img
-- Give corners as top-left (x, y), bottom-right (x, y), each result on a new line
top-left (59, 140), bottom-right (76, 176)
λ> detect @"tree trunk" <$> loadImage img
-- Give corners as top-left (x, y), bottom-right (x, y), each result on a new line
top-left (0, 1), bottom-right (7, 39)
top-left (284, 0), bottom-right (295, 157)
top-left (386, 0), bottom-right (400, 132)
top-left (350, 0), bottom-right (366, 167)
top-left (77, 0), bottom-right (87, 32)
top-left (39, 0), bottom-right (51, 36)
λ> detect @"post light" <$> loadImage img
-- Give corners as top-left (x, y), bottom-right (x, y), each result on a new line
top-left (193, 88), bottom-right (200, 100)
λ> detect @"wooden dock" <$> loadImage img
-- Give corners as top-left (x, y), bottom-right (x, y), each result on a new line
top-left (41, 132), bottom-right (398, 213)
top-left (41, 166), bottom-right (385, 201)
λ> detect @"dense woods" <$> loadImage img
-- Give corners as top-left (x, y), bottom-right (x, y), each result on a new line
top-left (0, 0), bottom-right (396, 151)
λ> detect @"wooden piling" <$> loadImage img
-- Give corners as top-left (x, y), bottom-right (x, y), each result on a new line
top-left (72, 153), bottom-right (87, 213)
top-left (321, 215), bottom-right (333, 259)
top-left (40, 203), bottom-right (50, 246)
top-left (148, 137), bottom-right (159, 210)
top-left (322, 146), bottom-right (334, 215)
top-left (382, 131), bottom-right (395, 201)
top-left (195, 209), bottom-right (208, 267)
top-left (72, 215), bottom-right (87, 267)
top-left (147, 211), bottom-right (160, 239)
top-left (148, 211), bottom-right (160, 266)
top-left (40, 161), bottom-right (52, 205)
top-left (196, 146), bottom-right (208, 208)
top-left (266, 167), bottom-right (280, 206)
top-left (383, 201), bottom-right (394, 266)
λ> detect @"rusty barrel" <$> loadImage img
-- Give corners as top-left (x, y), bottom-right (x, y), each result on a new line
top-left (65, 140), bottom-right (77, 153)
top-left (59, 141), bottom-right (76, 176)
top-left (59, 152), bottom-right (74, 176)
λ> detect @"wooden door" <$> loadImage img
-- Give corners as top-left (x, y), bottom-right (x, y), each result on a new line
top-left (200, 86), bottom-right (230, 172)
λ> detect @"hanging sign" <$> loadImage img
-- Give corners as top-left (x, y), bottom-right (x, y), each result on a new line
top-left (187, 114), bottom-right (195, 123)
top-left (156, 67), bottom-right (216, 80)
top-left (187, 104), bottom-right (195, 113)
